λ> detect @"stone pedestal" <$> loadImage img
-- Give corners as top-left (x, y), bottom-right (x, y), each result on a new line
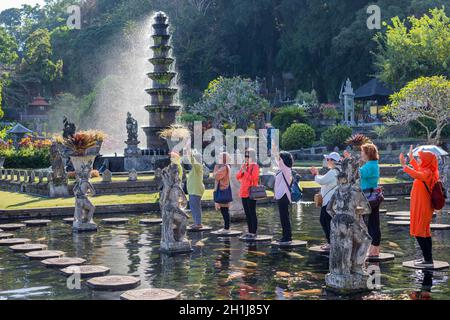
top-left (73, 222), bottom-right (98, 232)
top-left (160, 240), bottom-right (192, 254)
top-left (325, 273), bottom-right (369, 293)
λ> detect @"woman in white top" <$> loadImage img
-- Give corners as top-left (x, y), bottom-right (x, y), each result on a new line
top-left (274, 151), bottom-right (294, 243)
top-left (310, 152), bottom-right (340, 251)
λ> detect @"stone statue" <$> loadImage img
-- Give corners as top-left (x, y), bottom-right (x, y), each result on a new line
top-left (50, 143), bottom-right (67, 184)
top-left (156, 163), bottom-right (192, 253)
top-left (63, 116), bottom-right (76, 139)
top-left (73, 159), bottom-right (97, 232)
top-left (126, 112), bottom-right (139, 143)
top-left (325, 157), bottom-right (372, 292)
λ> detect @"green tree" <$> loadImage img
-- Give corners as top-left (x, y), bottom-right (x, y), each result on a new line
top-left (386, 76), bottom-right (450, 144)
top-left (0, 26), bottom-right (18, 66)
top-left (321, 125), bottom-right (353, 149)
top-left (190, 76), bottom-right (270, 129)
top-left (271, 106), bottom-right (308, 132)
top-left (374, 8), bottom-right (450, 90)
top-left (282, 123), bottom-right (315, 150)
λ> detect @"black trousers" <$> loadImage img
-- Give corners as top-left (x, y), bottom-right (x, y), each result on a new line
top-left (220, 207), bottom-right (230, 230)
top-left (416, 236), bottom-right (433, 262)
top-left (242, 197), bottom-right (257, 234)
top-left (365, 201), bottom-right (381, 246)
top-left (277, 194), bottom-right (292, 241)
top-left (320, 205), bottom-right (332, 244)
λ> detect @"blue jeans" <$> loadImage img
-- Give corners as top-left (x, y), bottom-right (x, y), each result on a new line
top-left (189, 195), bottom-right (202, 225)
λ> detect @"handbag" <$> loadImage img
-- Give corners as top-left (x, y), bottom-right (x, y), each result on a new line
top-left (281, 171), bottom-right (303, 203)
top-left (213, 166), bottom-right (233, 204)
top-left (363, 187), bottom-right (384, 209)
top-left (248, 164), bottom-right (267, 200)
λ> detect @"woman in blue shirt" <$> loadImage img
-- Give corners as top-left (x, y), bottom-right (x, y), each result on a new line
top-left (359, 143), bottom-right (382, 258)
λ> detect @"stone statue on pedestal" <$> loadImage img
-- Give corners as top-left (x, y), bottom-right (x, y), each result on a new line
top-left (126, 112), bottom-right (139, 145)
top-left (73, 159), bottom-right (97, 232)
top-left (325, 157), bottom-right (372, 292)
top-left (156, 163), bottom-right (192, 254)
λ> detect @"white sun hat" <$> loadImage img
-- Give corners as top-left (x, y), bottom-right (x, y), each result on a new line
top-left (324, 152), bottom-right (341, 162)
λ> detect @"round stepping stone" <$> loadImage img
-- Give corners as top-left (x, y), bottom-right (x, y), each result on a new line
top-left (272, 240), bottom-right (307, 248)
top-left (139, 218), bottom-right (163, 225)
top-left (386, 211), bottom-right (410, 217)
top-left (239, 235), bottom-right (272, 243)
top-left (101, 218), bottom-right (129, 225)
top-left (63, 218), bottom-right (74, 224)
top-left (0, 233), bottom-right (14, 239)
top-left (0, 238), bottom-right (30, 246)
top-left (402, 260), bottom-right (449, 270)
top-left (379, 209), bottom-right (387, 214)
top-left (387, 220), bottom-right (410, 226)
top-left (60, 265), bottom-right (111, 279)
top-left (187, 225), bottom-right (213, 232)
top-left (308, 245), bottom-right (330, 254)
top-left (26, 250), bottom-right (65, 260)
top-left (9, 243), bottom-right (47, 253)
top-left (211, 229), bottom-right (243, 237)
top-left (0, 228), bottom-right (3, 232)
top-left (405, 196), bottom-right (411, 200)
top-left (366, 253), bottom-right (395, 262)
top-left (120, 288), bottom-right (181, 300)
top-left (42, 257), bottom-right (86, 268)
top-left (430, 224), bottom-right (450, 230)
top-left (394, 216), bottom-right (410, 220)
top-left (384, 197), bottom-right (399, 202)
top-left (87, 275), bottom-right (141, 291)
top-left (23, 219), bottom-right (51, 227)
top-left (0, 223), bottom-right (25, 231)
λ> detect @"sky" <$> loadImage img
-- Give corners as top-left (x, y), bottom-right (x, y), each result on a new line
top-left (0, 0), bottom-right (46, 13)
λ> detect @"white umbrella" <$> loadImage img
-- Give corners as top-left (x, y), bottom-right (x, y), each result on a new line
top-left (412, 145), bottom-right (448, 157)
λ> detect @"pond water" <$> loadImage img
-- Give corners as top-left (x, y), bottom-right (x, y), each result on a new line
top-left (1, 199), bottom-right (449, 300)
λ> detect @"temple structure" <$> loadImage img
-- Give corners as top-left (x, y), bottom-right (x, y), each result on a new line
top-left (124, 12), bottom-right (180, 171)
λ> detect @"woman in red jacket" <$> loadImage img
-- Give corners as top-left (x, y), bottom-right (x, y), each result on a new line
top-left (236, 148), bottom-right (260, 239)
top-left (400, 146), bottom-right (439, 268)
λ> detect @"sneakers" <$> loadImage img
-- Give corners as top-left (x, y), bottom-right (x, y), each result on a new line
top-left (414, 259), bottom-right (434, 268)
top-left (217, 228), bottom-right (230, 234)
top-left (320, 243), bottom-right (330, 251)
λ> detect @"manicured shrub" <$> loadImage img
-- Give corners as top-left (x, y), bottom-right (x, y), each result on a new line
top-left (272, 106), bottom-right (309, 132)
top-left (281, 123), bottom-right (315, 150)
top-left (321, 125), bottom-right (352, 149)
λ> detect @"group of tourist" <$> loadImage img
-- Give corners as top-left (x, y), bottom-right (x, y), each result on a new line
top-left (173, 140), bottom-right (441, 266)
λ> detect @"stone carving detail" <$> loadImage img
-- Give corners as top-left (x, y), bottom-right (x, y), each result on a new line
top-left (102, 169), bottom-right (112, 183)
top-left (128, 169), bottom-right (138, 182)
top-left (156, 163), bottom-right (192, 253)
top-left (72, 157), bottom-right (97, 232)
top-left (325, 157), bottom-right (372, 292)
top-left (63, 116), bottom-right (76, 139)
top-left (126, 112), bottom-right (139, 144)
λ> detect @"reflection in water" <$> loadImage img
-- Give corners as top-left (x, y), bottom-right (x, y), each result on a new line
top-left (409, 270), bottom-right (433, 300)
top-left (0, 200), bottom-right (449, 300)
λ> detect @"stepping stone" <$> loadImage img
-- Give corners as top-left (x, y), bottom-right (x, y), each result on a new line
top-left (271, 240), bottom-right (308, 248)
top-left (430, 224), bottom-right (450, 230)
top-left (405, 197), bottom-right (411, 200)
top-left (0, 223), bottom-right (25, 231)
top-left (139, 218), bottom-right (163, 225)
top-left (210, 229), bottom-right (243, 237)
top-left (0, 233), bottom-right (14, 240)
top-left (308, 245), bottom-right (330, 254)
top-left (387, 220), bottom-right (410, 226)
top-left (0, 228), bottom-right (2, 232)
top-left (402, 260), bottom-right (449, 270)
top-left (366, 253), bottom-right (395, 262)
top-left (187, 225), bottom-right (213, 232)
top-left (0, 238), bottom-right (31, 246)
top-left (239, 235), bottom-right (272, 243)
top-left (63, 218), bottom-right (74, 224)
top-left (60, 265), bottom-right (111, 279)
top-left (384, 197), bottom-right (399, 202)
top-left (120, 288), bottom-right (181, 300)
top-left (394, 216), bottom-right (410, 220)
top-left (9, 243), bottom-right (47, 253)
top-left (23, 219), bottom-right (51, 227)
top-left (87, 275), bottom-right (141, 291)
top-left (101, 218), bottom-right (129, 225)
top-left (379, 209), bottom-right (387, 214)
top-left (26, 250), bottom-right (65, 260)
top-left (42, 257), bottom-right (86, 268)
top-left (386, 211), bottom-right (410, 217)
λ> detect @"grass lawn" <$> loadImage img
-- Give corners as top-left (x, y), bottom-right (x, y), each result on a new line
top-left (0, 189), bottom-right (274, 210)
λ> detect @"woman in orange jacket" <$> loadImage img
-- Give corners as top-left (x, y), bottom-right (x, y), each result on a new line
top-left (236, 148), bottom-right (260, 239)
top-left (400, 146), bottom-right (439, 268)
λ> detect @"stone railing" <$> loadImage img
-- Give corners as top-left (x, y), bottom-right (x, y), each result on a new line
top-left (0, 168), bottom-right (53, 196)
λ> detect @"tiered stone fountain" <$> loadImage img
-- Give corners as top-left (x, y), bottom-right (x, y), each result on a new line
top-left (124, 11), bottom-right (180, 171)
